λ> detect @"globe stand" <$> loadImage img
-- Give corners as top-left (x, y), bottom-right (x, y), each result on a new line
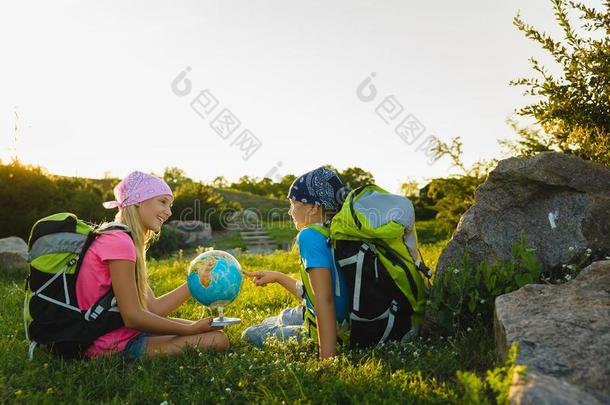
top-left (210, 306), bottom-right (241, 327)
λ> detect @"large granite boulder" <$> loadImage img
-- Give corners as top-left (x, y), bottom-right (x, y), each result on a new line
top-left (508, 372), bottom-right (603, 405)
top-left (0, 236), bottom-right (28, 272)
top-left (495, 260), bottom-right (610, 404)
top-left (164, 221), bottom-right (212, 248)
top-left (437, 152), bottom-right (610, 275)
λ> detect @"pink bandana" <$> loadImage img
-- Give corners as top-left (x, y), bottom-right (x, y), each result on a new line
top-left (103, 171), bottom-right (173, 209)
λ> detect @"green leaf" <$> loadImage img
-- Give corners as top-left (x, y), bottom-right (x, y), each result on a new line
top-left (514, 273), bottom-right (533, 288)
top-left (468, 294), bottom-right (477, 313)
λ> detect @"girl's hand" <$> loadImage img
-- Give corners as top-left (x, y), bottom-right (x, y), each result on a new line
top-left (189, 317), bottom-right (223, 334)
top-left (243, 270), bottom-right (277, 287)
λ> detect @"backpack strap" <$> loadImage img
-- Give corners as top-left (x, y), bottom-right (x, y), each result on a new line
top-left (84, 288), bottom-right (120, 321)
top-left (306, 224), bottom-right (329, 238)
top-left (78, 222), bottom-right (131, 319)
top-left (298, 224), bottom-right (349, 345)
top-left (298, 225), bottom-right (332, 309)
top-left (75, 223), bottom-right (132, 277)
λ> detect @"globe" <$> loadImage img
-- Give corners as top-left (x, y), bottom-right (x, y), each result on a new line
top-left (187, 250), bottom-right (243, 308)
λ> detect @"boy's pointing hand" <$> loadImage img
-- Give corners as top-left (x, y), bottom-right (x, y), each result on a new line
top-left (243, 270), bottom-right (277, 287)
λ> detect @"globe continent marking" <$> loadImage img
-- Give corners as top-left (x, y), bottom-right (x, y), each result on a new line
top-left (187, 250), bottom-right (243, 307)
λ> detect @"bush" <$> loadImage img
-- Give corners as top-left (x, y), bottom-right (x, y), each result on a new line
top-left (0, 161), bottom-right (56, 239)
top-left (148, 226), bottom-right (179, 259)
top-left (424, 175), bottom-right (484, 235)
top-left (172, 181), bottom-right (240, 231)
top-left (429, 234), bottom-right (542, 334)
top-left (457, 344), bottom-right (521, 405)
top-left (0, 161), bottom-right (114, 239)
top-left (511, 0), bottom-right (610, 165)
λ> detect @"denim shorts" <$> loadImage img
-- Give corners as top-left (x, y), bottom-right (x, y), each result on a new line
top-left (123, 333), bottom-right (149, 360)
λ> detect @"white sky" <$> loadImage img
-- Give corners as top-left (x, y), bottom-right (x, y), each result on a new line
top-left (1, 0), bottom-right (601, 193)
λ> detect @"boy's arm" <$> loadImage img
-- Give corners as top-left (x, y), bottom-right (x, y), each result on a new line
top-left (308, 267), bottom-right (337, 359)
top-left (244, 271), bottom-right (301, 298)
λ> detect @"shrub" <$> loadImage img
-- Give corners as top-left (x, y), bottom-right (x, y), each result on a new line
top-left (148, 226), bottom-right (179, 259)
top-left (511, 0), bottom-right (610, 165)
top-left (456, 344), bottom-right (521, 405)
top-left (429, 234), bottom-right (542, 333)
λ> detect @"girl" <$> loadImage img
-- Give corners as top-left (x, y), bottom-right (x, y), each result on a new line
top-left (242, 167), bottom-right (350, 359)
top-left (77, 170), bottom-right (228, 359)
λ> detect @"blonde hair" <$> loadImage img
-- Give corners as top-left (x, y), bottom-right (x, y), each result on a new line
top-left (111, 205), bottom-right (160, 309)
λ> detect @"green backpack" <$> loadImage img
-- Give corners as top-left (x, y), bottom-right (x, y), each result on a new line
top-left (24, 213), bottom-right (130, 359)
top-left (299, 184), bottom-right (431, 348)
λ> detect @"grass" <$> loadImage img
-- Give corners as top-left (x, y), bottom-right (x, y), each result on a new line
top-left (0, 230), bottom-right (515, 404)
top-left (416, 220), bottom-right (450, 245)
top-left (208, 230), bottom-right (247, 251)
top-left (263, 220), bottom-right (298, 248)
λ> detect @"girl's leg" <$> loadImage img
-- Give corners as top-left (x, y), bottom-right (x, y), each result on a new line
top-left (145, 331), bottom-right (229, 356)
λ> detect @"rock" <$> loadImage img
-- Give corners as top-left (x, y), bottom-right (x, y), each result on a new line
top-left (164, 221), bottom-right (212, 248)
top-left (0, 236), bottom-right (28, 271)
top-left (228, 209), bottom-right (263, 230)
top-left (495, 260), bottom-right (610, 403)
top-left (242, 209), bottom-right (260, 223)
top-left (509, 371), bottom-right (604, 405)
top-left (437, 152), bottom-right (610, 275)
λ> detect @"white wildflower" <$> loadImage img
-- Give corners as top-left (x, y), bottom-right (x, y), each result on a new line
top-left (453, 268), bottom-right (460, 274)
top-left (565, 274), bottom-right (572, 281)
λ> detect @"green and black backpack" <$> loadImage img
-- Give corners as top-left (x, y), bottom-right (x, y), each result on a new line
top-left (300, 184), bottom-right (432, 348)
top-left (24, 213), bottom-right (130, 359)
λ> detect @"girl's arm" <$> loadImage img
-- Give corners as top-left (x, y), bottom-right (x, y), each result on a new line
top-left (244, 271), bottom-right (301, 298)
top-left (308, 267), bottom-right (337, 359)
top-left (109, 260), bottom-right (218, 335)
top-left (146, 283), bottom-right (191, 317)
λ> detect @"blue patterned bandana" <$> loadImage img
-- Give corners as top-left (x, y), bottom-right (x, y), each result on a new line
top-left (287, 167), bottom-right (349, 210)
